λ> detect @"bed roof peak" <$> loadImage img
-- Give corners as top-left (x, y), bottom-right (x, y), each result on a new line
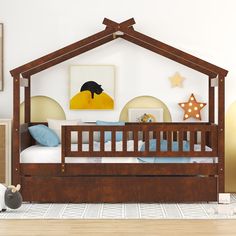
top-left (10, 18), bottom-right (228, 78)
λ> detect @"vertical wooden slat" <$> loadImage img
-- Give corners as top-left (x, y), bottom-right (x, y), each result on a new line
top-left (61, 126), bottom-right (66, 173)
top-left (122, 130), bottom-right (127, 152)
top-left (163, 131), bottom-right (167, 140)
top-left (89, 129), bottom-right (93, 152)
top-left (24, 77), bottom-right (31, 123)
top-left (173, 131), bottom-right (177, 141)
top-left (145, 130), bottom-right (149, 152)
top-left (205, 132), bottom-right (211, 147)
top-left (167, 131), bottom-right (172, 151)
top-left (156, 130), bottom-right (160, 151)
top-left (112, 129), bottom-right (116, 152)
top-left (77, 129), bottom-right (82, 152)
top-left (133, 129), bottom-right (138, 152)
top-left (100, 130), bottom-right (104, 152)
top-left (13, 74), bottom-right (20, 185)
top-left (61, 126), bottom-right (66, 165)
top-left (68, 129), bottom-right (72, 145)
top-left (190, 131), bottom-right (195, 152)
top-left (146, 130), bottom-right (150, 152)
top-left (178, 131), bottom-right (183, 152)
top-left (183, 131), bottom-right (187, 141)
top-left (66, 127), bottom-right (72, 155)
top-left (201, 130), bottom-right (206, 152)
top-left (194, 132), bottom-right (198, 144)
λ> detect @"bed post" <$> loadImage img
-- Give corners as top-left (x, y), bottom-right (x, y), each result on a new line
top-left (12, 74), bottom-right (21, 185)
top-left (24, 76), bottom-right (31, 123)
top-left (209, 76), bottom-right (215, 123)
top-left (218, 74), bottom-right (225, 193)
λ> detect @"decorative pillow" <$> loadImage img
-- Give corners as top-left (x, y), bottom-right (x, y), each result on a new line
top-left (28, 125), bottom-right (60, 147)
top-left (96, 120), bottom-right (125, 142)
top-left (139, 139), bottom-right (190, 163)
top-left (47, 119), bottom-right (81, 143)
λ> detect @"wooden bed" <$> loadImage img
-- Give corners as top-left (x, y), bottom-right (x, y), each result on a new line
top-left (10, 18), bottom-right (228, 203)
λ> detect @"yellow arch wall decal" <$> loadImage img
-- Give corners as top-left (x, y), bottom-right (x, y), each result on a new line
top-left (20, 96), bottom-right (66, 123)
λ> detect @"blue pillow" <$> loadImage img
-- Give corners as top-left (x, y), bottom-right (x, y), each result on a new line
top-left (28, 125), bottom-right (60, 147)
top-left (96, 120), bottom-right (125, 142)
top-left (139, 139), bottom-right (190, 163)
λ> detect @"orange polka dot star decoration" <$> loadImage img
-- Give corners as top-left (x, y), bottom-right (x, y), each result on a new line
top-left (178, 94), bottom-right (207, 120)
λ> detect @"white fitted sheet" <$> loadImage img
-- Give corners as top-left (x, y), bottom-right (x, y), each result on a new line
top-left (20, 141), bottom-right (143, 164)
top-left (20, 142), bottom-right (217, 164)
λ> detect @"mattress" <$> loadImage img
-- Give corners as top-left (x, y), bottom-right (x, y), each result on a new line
top-left (20, 141), bottom-right (142, 164)
top-left (20, 141), bottom-right (217, 164)
top-left (138, 144), bottom-right (217, 163)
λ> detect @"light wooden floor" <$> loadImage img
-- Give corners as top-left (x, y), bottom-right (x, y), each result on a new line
top-left (0, 220), bottom-right (236, 236)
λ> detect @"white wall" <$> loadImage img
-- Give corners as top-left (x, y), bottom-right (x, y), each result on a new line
top-left (0, 0), bottom-right (235, 122)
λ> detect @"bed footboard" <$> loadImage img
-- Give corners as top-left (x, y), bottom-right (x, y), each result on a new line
top-left (61, 123), bottom-right (218, 160)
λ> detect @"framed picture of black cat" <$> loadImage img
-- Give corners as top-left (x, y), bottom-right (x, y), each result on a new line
top-left (70, 65), bottom-right (115, 110)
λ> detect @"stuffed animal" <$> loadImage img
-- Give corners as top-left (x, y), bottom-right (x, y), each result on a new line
top-left (137, 113), bottom-right (156, 123)
top-left (0, 184), bottom-right (22, 212)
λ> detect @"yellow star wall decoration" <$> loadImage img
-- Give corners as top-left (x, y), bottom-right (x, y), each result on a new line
top-left (178, 94), bottom-right (207, 120)
top-left (169, 72), bottom-right (185, 87)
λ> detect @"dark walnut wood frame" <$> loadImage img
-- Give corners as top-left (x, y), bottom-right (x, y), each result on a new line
top-left (10, 18), bottom-right (228, 203)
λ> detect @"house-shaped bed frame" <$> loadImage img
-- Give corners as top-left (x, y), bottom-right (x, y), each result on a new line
top-left (10, 18), bottom-right (228, 203)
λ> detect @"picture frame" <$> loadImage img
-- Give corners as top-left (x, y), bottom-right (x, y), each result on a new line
top-left (69, 65), bottom-right (115, 110)
top-left (0, 23), bottom-right (3, 91)
top-left (128, 108), bottom-right (163, 122)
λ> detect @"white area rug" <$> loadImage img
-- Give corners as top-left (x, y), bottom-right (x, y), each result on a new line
top-left (1, 194), bottom-right (236, 219)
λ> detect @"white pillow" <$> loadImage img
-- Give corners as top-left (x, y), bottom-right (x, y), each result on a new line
top-left (75, 122), bottom-right (100, 143)
top-left (47, 119), bottom-right (81, 143)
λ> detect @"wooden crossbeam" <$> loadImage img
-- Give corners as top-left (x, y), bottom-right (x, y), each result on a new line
top-left (103, 18), bottom-right (136, 29)
top-left (121, 34), bottom-right (217, 77)
top-left (10, 27), bottom-right (116, 76)
top-left (10, 18), bottom-right (228, 78)
top-left (22, 34), bottom-right (116, 77)
top-left (10, 18), bottom-right (135, 77)
top-left (103, 18), bottom-right (227, 77)
top-left (120, 28), bottom-right (228, 77)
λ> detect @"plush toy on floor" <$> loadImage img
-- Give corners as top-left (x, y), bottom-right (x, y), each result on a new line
top-left (0, 184), bottom-right (22, 212)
